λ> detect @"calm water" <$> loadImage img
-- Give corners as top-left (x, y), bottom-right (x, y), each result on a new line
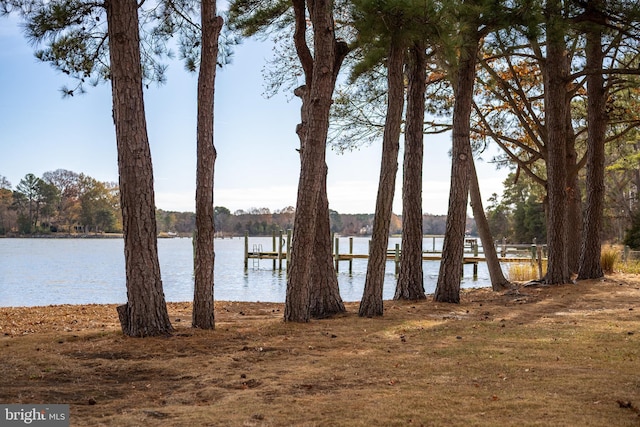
top-left (0, 236), bottom-right (494, 307)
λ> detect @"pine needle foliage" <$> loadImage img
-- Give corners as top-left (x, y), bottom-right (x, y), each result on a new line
top-left (14, 0), bottom-right (179, 95)
top-left (226, 0), bottom-right (301, 99)
top-left (23, 0), bottom-right (111, 95)
top-left (7, 0), bottom-right (236, 94)
top-left (348, 0), bottom-right (441, 81)
top-left (227, 0), bottom-right (292, 37)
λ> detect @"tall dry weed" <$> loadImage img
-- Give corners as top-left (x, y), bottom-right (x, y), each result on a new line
top-left (600, 246), bottom-right (620, 274)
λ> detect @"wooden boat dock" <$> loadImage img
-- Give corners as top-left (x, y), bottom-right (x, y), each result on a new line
top-left (244, 231), bottom-right (545, 278)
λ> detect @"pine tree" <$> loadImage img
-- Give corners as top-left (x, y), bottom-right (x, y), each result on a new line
top-left (13, 0), bottom-right (175, 335)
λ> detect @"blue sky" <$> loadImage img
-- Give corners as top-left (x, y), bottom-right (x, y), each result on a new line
top-left (0, 15), bottom-right (508, 215)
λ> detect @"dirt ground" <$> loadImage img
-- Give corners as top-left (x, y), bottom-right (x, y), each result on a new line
top-left (1, 274), bottom-right (639, 426)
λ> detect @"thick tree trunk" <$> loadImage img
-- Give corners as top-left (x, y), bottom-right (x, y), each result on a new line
top-left (193, 0), bottom-right (223, 329)
top-left (396, 42), bottom-right (426, 301)
top-left (434, 33), bottom-right (479, 304)
top-left (285, 0), bottom-right (338, 322)
top-left (107, 0), bottom-right (172, 337)
top-left (306, 40), bottom-right (349, 318)
top-left (310, 165), bottom-right (345, 318)
top-left (469, 157), bottom-right (511, 291)
top-left (359, 40), bottom-right (405, 317)
top-left (285, 107), bottom-right (329, 322)
top-left (578, 7), bottom-right (606, 280)
top-left (543, 0), bottom-right (571, 285)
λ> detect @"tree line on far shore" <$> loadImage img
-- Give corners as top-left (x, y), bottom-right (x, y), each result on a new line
top-left (0, 170), bottom-right (474, 238)
top-left (0, 170), bottom-right (120, 235)
top-left (161, 206), bottom-right (477, 238)
top-left (4, 168), bottom-right (637, 246)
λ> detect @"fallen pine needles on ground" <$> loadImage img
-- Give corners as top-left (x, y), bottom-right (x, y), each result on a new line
top-left (1, 274), bottom-right (639, 426)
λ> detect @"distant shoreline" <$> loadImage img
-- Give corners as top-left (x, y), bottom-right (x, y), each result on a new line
top-left (0, 233), bottom-right (124, 239)
top-left (0, 232), bottom-right (199, 239)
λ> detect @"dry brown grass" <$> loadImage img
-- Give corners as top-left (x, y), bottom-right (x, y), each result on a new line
top-left (506, 261), bottom-right (546, 282)
top-left (1, 275), bottom-right (640, 426)
top-left (601, 246), bottom-right (621, 274)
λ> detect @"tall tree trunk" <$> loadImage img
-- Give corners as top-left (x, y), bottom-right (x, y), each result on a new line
top-left (285, 101), bottom-right (329, 322)
top-left (192, 0), bottom-right (223, 329)
top-left (107, 0), bottom-right (172, 337)
top-left (543, 0), bottom-right (571, 285)
top-left (310, 164), bottom-right (345, 318)
top-left (396, 42), bottom-right (426, 301)
top-left (285, 0), bottom-right (341, 322)
top-left (434, 31), bottom-right (480, 304)
top-left (306, 39), bottom-right (349, 318)
top-left (469, 157), bottom-right (511, 291)
top-left (565, 78), bottom-right (581, 274)
top-left (359, 40), bottom-right (405, 317)
top-left (578, 3), bottom-right (606, 280)
top-left (566, 153), bottom-right (582, 274)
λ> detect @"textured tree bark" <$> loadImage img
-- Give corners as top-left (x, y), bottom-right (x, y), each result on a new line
top-left (578, 4), bottom-right (606, 280)
top-left (543, 0), bottom-right (571, 285)
top-left (285, 0), bottom-right (340, 322)
top-left (396, 42), bottom-right (426, 301)
top-left (285, 104), bottom-right (327, 322)
top-left (434, 31), bottom-right (479, 304)
top-left (107, 0), bottom-right (172, 336)
top-left (469, 157), bottom-right (511, 291)
top-left (566, 152), bottom-right (582, 274)
top-left (359, 40), bottom-right (404, 317)
top-left (306, 37), bottom-right (349, 317)
top-left (309, 167), bottom-right (345, 318)
top-left (192, 0), bottom-right (223, 329)
top-left (564, 82), bottom-right (581, 274)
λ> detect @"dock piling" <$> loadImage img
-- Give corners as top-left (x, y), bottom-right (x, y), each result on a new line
top-left (334, 235), bottom-right (340, 272)
top-left (349, 237), bottom-right (354, 274)
top-left (473, 240), bottom-right (478, 279)
top-left (243, 232), bottom-right (249, 270)
top-left (394, 243), bottom-right (400, 275)
top-left (272, 231), bottom-right (277, 270)
top-left (278, 229), bottom-right (284, 271)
